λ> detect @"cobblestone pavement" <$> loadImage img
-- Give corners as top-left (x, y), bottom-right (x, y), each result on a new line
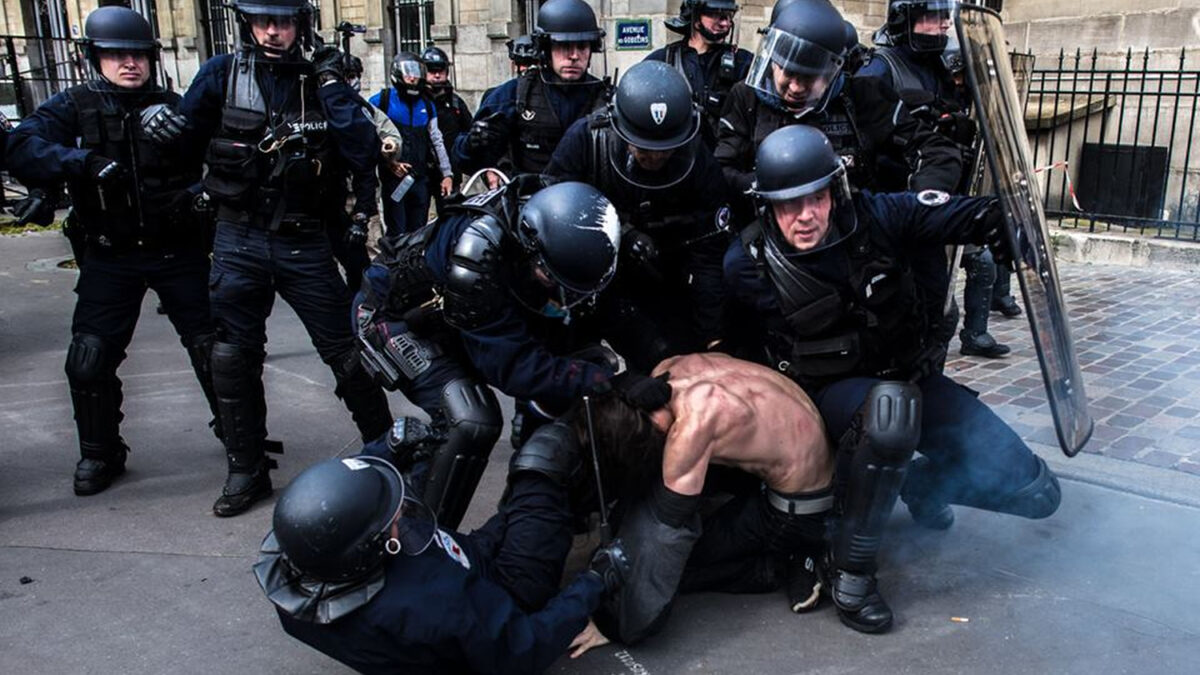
top-left (947, 260), bottom-right (1200, 476)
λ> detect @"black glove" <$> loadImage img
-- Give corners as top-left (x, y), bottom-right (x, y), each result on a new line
top-left (192, 191), bottom-right (213, 215)
top-left (570, 344), bottom-right (621, 372)
top-left (606, 371), bottom-right (672, 411)
top-left (978, 200), bottom-right (1015, 269)
top-left (621, 229), bottom-right (659, 268)
top-left (312, 45), bottom-right (346, 84)
top-left (140, 103), bottom-right (187, 145)
top-left (466, 111), bottom-right (507, 153)
top-left (345, 212), bottom-right (369, 247)
top-left (386, 416), bottom-right (444, 470)
top-left (11, 189), bottom-right (56, 226)
top-left (85, 155), bottom-right (124, 183)
top-left (586, 538), bottom-right (631, 596)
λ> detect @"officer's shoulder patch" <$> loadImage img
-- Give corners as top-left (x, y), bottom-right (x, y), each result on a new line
top-left (436, 529), bottom-right (471, 570)
top-left (917, 189), bottom-right (951, 207)
top-left (716, 206), bottom-right (731, 231)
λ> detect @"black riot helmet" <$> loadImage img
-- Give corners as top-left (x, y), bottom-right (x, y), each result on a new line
top-left (232, 0), bottom-right (316, 57)
top-left (421, 45), bottom-right (450, 72)
top-left (606, 61), bottom-right (701, 188)
top-left (746, 0), bottom-right (847, 116)
top-left (752, 125), bottom-right (857, 255)
top-left (665, 0), bottom-right (740, 40)
top-left (532, 0), bottom-right (606, 53)
top-left (515, 182), bottom-right (621, 310)
top-left (270, 456), bottom-right (435, 583)
top-left (886, 0), bottom-right (958, 54)
top-left (507, 34), bottom-right (539, 70)
top-left (79, 6), bottom-right (160, 87)
top-left (391, 51), bottom-right (426, 97)
top-left (842, 20), bottom-right (871, 75)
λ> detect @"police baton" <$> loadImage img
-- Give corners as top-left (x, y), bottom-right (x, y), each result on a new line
top-left (581, 395), bottom-right (612, 544)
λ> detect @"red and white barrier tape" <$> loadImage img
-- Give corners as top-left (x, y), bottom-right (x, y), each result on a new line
top-left (1033, 160), bottom-right (1083, 211)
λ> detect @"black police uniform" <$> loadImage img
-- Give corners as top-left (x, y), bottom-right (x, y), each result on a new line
top-left (645, 41), bottom-right (752, 149)
top-left (545, 114), bottom-right (731, 358)
top-left (427, 83), bottom-right (472, 179)
top-left (257, 426), bottom-right (608, 675)
top-left (8, 79), bottom-right (221, 491)
top-left (179, 50), bottom-right (392, 512)
top-left (354, 180), bottom-right (624, 525)
top-left (452, 69), bottom-right (605, 175)
top-left (724, 189), bottom-right (1061, 533)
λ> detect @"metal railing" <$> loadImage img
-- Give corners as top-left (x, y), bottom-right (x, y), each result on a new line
top-left (1027, 48), bottom-right (1200, 241)
top-left (0, 34), bottom-right (87, 118)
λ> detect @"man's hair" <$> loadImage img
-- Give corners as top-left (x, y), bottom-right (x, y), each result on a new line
top-left (571, 391), bottom-right (665, 491)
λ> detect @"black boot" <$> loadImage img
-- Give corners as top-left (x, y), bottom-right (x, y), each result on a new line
top-left (74, 440), bottom-right (129, 496)
top-left (827, 563), bottom-right (894, 633)
top-left (213, 452), bottom-right (272, 517)
top-left (900, 456), bottom-right (954, 530)
top-left (959, 331), bottom-right (1011, 358)
top-left (991, 295), bottom-right (1022, 317)
top-left (960, 250), bottom-right (1009, 357)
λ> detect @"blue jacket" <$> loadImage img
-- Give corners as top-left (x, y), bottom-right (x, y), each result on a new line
top-left (277, 528), bottom-right (604, 674)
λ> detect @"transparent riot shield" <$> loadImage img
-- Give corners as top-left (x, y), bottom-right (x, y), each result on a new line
top-left (957, 5), bottom-right (1094, 456)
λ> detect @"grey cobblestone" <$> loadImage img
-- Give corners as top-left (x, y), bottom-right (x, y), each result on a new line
top-left (948, 261), bottom-right (1200, 478)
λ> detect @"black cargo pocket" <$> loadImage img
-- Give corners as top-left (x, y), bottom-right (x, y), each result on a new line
top-left (203, 139), bottom-right (259, 201)
top-left (785, 333), bottom-right (862, 379)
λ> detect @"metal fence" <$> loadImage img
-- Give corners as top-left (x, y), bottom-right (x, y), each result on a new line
top-left (1027, 48), bottom-right (1200, 241)
top-left (0, 34), bottom-right (87, 119)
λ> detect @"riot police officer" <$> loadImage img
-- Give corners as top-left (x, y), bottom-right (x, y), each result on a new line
top-left (453, 0), bottom-right (607, 176)
top-left (256, 446), bottom-right (630, 674)
top-left (7, 7), bottom-right (221, 496)
top-left (369, 51), bottom-right (454, 236)
top-left (645, 0), bottom-right (753, 149)
top-left (715, 0), bottom-right (963, 223)
top-left (724, 126), bottom-right (1061, 633)
top-left (356, 179), bottom-right (666, 527)
top-left (545, 60), bottom-right (732, 360)
top-left (142, 0), bottom-right (393, 517)
top-left (862, 1), bottom-right (1013, 358)
top-left (421, 45), bottom-right (473, 213)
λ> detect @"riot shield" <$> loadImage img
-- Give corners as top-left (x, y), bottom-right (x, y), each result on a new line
top-left (957, 5), bottom-right (1093, 457)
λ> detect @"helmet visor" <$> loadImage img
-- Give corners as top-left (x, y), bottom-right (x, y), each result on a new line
top-left (606, 132), bottom-right (698, 190)
top-left (901, 1), bottom-right (959, 53)
top-left (747, 27), bottom-right (844, 116)
top-left (395, 59), bottom-right (424, 80)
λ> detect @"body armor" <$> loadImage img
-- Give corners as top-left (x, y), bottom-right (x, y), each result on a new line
top-left (65, 85), bottom-right (198, 251)
top-left (513, 71), bottom-right (602, 173)
top-left (204, 53), bottom-right (335, 230)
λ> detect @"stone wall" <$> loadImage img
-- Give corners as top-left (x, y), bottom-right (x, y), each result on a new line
top-left (1003, 0), bottom-right (1200, 60)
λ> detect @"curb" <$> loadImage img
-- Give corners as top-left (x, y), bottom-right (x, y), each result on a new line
top-left (1030, 441), bottom-right (1200, 510)
top-left (1050, 226), bottom-right (1200, 270)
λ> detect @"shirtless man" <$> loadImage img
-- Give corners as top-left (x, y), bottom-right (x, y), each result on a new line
top-left (572, 352), bottom-right (834, 651)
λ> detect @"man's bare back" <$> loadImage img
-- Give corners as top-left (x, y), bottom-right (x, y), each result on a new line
top-left (648, 353), bottom-right (833, 496)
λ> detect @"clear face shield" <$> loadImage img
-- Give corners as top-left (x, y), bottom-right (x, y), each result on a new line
top-left (747, 27), bottom-right (844, 116)
top-left (606, 134), bottom-right (699, 190)
top-left (903, 0), bottom-right (959, 54)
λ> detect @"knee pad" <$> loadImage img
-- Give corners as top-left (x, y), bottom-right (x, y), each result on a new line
top-left (441, 379), bottom-right (503, 453)
top-left (510, 420), bottom-right (579, 486)
top-left (989, 456), bottom-right (1062, 519)
top-left (861, 381), bottom-right (922, 461)
top-left (65, 334), bottom-right (110, 385)
top-left (211, 341), bottom-right (263, 378)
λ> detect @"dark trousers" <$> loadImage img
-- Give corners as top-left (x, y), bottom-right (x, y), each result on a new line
top-left (815, 374), bottom-right (1041, 506)
top-left (381, 173), bottom-right (432, 239)
top-left (464, 471), bottom-right (573, 612)
top-left (327, 213), bottom-right (370, 294)
top-left (209, 223), bottom-right (354, 357)
top-left (69, 249), bottom-right (214, 449)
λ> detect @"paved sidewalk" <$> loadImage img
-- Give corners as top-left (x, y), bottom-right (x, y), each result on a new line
top-left (2, 231), bottom-right (1199, 675)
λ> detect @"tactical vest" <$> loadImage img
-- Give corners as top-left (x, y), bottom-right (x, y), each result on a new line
top-left (873, 47), bottom-right (932, 97)
top-left (743, 220), bottom-right (927, 390)
top-left (379, 89), bottom-right (433, 177)
top-left (432, 89), bottom-right (469, 147)
top-left (65, 85), bottom-right (197, 251)
top-left (751, 90), bottom-right (874, 189)
top-left (664, 41), bottom-right (740, 143)
top-left (203, 52), bottom-right (334, 230)
top-left (513, 71), bottom-right (602, 173)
